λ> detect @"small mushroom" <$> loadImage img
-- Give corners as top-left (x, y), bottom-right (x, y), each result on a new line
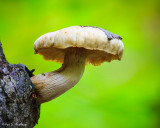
top-left (31, 26), bottom-right (124, 104)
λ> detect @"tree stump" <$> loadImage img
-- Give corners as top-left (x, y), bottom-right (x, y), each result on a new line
top-left (0, 42), bottom-right (40, 128)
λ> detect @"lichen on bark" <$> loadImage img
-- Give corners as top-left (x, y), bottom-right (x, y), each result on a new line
top-left (0, 42), bottom-right (40, 128)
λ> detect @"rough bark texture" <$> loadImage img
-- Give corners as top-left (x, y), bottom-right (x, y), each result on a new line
top-left (0, 42), bottom-right (40, 128)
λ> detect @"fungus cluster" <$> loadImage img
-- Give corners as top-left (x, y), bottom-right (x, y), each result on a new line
top-left (31, 26), bottom-right (124, 104)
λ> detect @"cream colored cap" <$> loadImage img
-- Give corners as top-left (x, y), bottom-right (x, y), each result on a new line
top-left (34, 26), bottom-right (124, 65)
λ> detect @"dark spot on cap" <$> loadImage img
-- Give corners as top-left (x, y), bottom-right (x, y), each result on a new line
top-left (95, 27), bottom-right (122, 40)
top-left (80, 26), bottom-right (122, 40)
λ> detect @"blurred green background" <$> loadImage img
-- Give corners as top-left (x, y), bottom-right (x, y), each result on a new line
top-left (0, 0), bottom-right (160, 128)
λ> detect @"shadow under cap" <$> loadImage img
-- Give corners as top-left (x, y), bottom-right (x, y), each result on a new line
top-left (37, 47), bottom-right (121, 66)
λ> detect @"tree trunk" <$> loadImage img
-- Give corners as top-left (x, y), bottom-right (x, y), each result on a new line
top-left (0, 42), bottom-right (40, 128)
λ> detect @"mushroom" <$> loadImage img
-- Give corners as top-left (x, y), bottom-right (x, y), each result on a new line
top-left (31, 26), bottom-right (124, 104)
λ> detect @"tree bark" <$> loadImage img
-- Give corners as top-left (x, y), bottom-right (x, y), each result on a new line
top-left (0, 42), bottom-right (40, 128)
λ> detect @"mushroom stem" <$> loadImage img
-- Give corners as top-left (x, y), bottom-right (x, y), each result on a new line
top-left (31, 48), bottom-right (86, 104)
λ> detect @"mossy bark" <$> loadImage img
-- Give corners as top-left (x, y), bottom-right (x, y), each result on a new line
top-left (0, 42), bottom-right (40, 128)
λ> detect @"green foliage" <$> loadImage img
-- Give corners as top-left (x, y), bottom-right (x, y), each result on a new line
top-left (0, 0), bottom-right (160, 127)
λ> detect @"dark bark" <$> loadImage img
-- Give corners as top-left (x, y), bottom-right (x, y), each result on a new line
top-left (0, 42), bottom-right (40, 128)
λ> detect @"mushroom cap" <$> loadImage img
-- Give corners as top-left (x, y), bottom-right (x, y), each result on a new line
top-left (34, 26), bottom-right (124, 65)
